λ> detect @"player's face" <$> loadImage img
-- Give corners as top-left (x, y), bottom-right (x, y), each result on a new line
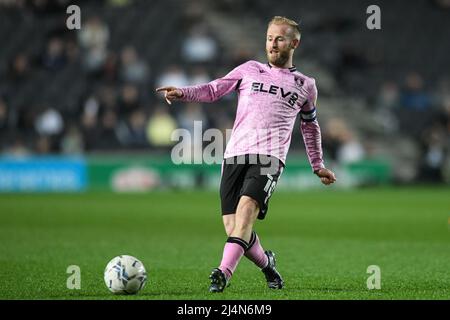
top-left (266, 23), bottom-right (296, 67)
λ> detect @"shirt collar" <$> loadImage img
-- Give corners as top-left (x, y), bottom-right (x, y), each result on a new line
top-left (267, 62), bottom-right (297, 72)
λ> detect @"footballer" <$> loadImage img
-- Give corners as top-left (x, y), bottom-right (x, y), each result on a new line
top-left (156, 16), bottom-right (336, 293)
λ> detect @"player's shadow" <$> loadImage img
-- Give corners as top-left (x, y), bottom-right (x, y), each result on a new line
top-left (303, 287), bottom-right (366, 292)
top-left (50, 291), bottom-right (164, 299)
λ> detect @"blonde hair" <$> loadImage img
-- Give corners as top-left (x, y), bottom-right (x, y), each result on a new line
top-left (268, 16), bottom-right (301, 40)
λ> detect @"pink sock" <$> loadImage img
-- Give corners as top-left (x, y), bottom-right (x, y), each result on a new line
top-left (244, 232), bottom-right (268, 269)
top-left (218, 241), bottom-right (246, 279)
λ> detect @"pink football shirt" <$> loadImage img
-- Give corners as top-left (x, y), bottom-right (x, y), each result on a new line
top-left (179, 60), bottom-right (325, 172)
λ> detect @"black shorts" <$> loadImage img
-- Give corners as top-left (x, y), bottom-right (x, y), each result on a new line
top-left (219, 154), bottom-right (284, 220)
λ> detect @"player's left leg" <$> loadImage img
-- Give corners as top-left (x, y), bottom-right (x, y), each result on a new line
top-left (245, 231), bottom-right (269, 270)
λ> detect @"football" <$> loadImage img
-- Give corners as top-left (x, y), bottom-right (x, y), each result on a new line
top-left (104, 255), bottom-right (147, 294)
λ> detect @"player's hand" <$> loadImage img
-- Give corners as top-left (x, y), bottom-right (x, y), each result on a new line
top-left (315, 168), bottom-right (337, 185)
top-left (155, 86), bottom-right (183, 105)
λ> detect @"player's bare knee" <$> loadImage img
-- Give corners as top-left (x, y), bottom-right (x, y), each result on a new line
top-left (238, 196), bottom-right (259, 214)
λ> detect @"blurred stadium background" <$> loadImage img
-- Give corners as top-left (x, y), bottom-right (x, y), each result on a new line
top-left (0, 0), bottom-right (449, 191)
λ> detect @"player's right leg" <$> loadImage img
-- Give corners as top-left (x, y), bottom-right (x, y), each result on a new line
top-left (210, 157), bottom-right (245, 293)
top-left (210, 196), bottom-right (259, 293)
top-left (261, 250), bottom-right (283, 289)
top-left (209, 214), bottom-right (235, 292)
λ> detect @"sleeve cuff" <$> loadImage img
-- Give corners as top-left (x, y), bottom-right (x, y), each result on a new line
top-left (313, 163), bottom-right (325, 174)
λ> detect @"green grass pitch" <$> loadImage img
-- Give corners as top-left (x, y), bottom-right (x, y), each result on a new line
top-left (0, 187), bottom-right (449, 299)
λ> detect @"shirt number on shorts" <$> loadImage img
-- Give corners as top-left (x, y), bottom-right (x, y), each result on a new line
top-left (263, 174), bottom-right (277, 204)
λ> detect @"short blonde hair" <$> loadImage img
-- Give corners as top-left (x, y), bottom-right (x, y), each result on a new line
top-left (268, 16), bottom-right (301, 40)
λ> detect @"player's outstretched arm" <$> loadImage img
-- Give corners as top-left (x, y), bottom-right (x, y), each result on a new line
top-left (155, 86), bottom-right (183, 105)
top-left (156, 62), bottom-right (248, 105)
top-left (314, 168), bottom-right (337, 186)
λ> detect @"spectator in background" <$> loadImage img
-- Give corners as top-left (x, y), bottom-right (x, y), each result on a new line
top-left (119, 46), bottom-right (149, 84)
top-left (117, 109), bottom-right (148, 148)
top-left (78, 15), bottom-right (110, 50)
top-left (181, 0), bottom-right (205, 29)
top-left (444, 98), bottom-right (450, 133)
top-left (230, 47), bottom-right (254, 67)
top-left (400, 72), bottom-right (432, 111)
top-left (176, 103), bottom-right (209, 133)
top-left (3, 136), bottom-right (30, 157)
top-left (61, 124), bottom-right (84, 154)
top-left (97, 85), bottom-right (118, 111)
top-left (372, 81), bottom-right (400, 134)
top-left (435, 77), bottom-right (450, 107)
top-left (181, 24), bottom-right (218, 64)
top-left (398, 72), bottom-right (433, 137)
top-left (118, 84), bottom-right (141, 117)
top-left (175, 103), bottom-right (209, 162)
top-left (416, 94), bottom-right (450, 182)
top-left (34, 107), bottom-right (64, 136)
top-left (15, 104), bottom-right (37, 135)
top-left (188, 67), bottom-right (211, 85)
top-left (78, 16), bottom-right (110, 74)
top-left (80, 99), bottom-right (100, 151)
top-left (339, 43), bottom-right (368, 71)
top-left (97, 109), bottom-right (121, 149)
top-left (102, 51), bottom-right (119, 82)
top-left (336, 129), bottom-right (366, 164)
top-left (0, 98), bottom-right (10, 131)
top-left (146, 105), bottom-right (177, 148)
top-left (376, 81), bottom-right (400, 110)
top-left (65, 37), bottom-right (80, 65)
top-left (322, 118), bottom-right (365, 165)
top-left (8, 53), bottom-right (30, 83)
top-left (82, 94), bottom-right (100, 120)
top-left (80, 102), bottom-right (120, 151)
top-left (418, 123), bottom-right (447, 182)
top-left (35, 136), bottom-right (52, 154)
top-left (444, 103), bottom-right (450, 183)
top-left (128, 110), bottom-right (148, 147)
top-left (156, 65), bottom-right (189, 90)
top-left (207, 103), bottom-right (234, 136)
top-left (42, 37), bottom-right (67, 71)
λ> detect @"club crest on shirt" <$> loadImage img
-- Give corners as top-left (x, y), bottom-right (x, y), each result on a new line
top-left (294, 76), bottom-right (304, 89)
